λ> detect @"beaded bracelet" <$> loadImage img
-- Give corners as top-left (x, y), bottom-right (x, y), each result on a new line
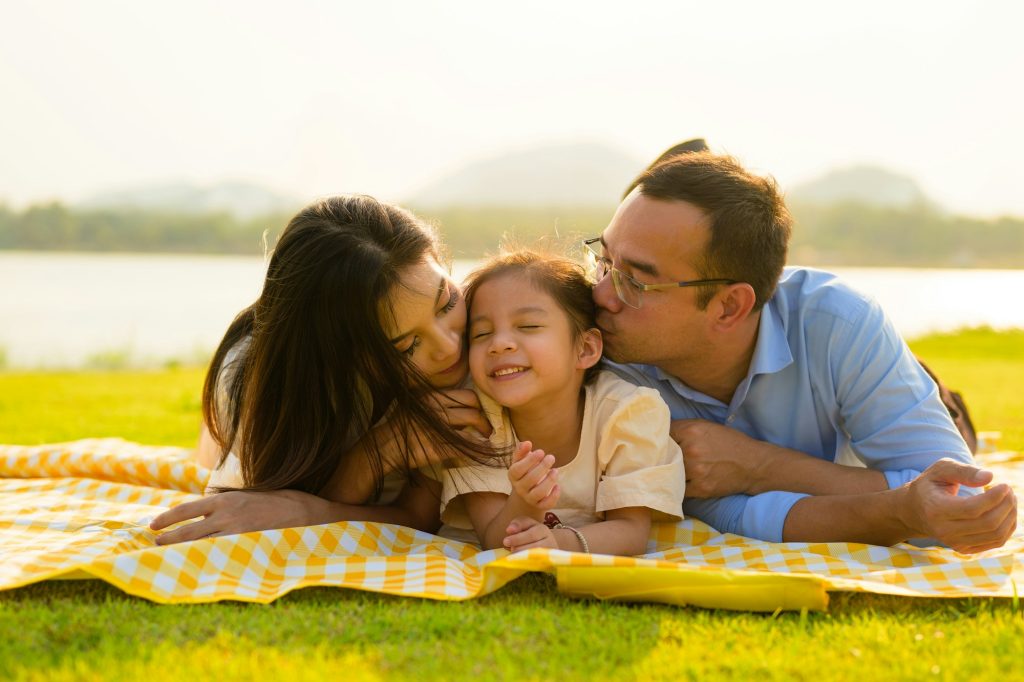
top-left (543, 512), bottom-right (590, 554)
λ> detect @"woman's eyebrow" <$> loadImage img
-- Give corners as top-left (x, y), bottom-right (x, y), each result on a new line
top-left (389, 275), bottom-right (447, 344)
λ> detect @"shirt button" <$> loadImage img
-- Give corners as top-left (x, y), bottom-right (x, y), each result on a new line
top-left (726, 415), bottom-right (736, 424)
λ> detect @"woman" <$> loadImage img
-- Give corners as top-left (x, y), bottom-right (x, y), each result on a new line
top-left (150, 195), bottom-right (493, 544)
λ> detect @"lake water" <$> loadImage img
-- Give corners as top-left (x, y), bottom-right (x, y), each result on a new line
top-left (2, 251), bottom-right (1023, 368)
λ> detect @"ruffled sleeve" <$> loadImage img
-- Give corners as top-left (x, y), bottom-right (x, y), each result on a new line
top-left (594, 383), bottom-right (685, 522)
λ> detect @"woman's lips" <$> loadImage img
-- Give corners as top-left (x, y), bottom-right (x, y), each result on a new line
top-left (439, 354), bottom-right (464, 374)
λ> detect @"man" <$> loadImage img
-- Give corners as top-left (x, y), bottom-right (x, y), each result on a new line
top-left (590, 149), bottom-right (1016, 552)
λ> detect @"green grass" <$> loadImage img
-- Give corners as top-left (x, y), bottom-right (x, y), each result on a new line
top-left (1, 327), bottom-right (1022, 681)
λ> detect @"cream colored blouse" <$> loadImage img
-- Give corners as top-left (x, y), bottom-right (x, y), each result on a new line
top-left (441, 370), bottom-right (686, 530)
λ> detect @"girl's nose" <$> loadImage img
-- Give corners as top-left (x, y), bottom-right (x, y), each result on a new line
top-left (489, 332), bottom-right (516, 354)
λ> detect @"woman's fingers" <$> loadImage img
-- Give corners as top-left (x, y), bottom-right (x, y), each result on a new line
top-left (153, 517), bottom-right (218, 545)
top-left (150, 496), bottom-right (216, 530)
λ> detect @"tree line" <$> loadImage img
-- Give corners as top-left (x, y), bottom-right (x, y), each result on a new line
top-left (1, 201), bottom-right (1022, 267)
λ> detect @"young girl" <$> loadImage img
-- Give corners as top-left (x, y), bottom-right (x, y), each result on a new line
top-left (441, 250), bottom-right (685, 556)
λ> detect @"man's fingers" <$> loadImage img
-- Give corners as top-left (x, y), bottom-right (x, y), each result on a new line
top-left (964, 512), bottom-right (1017, 554)
top-left (927, 458), bottom-right (993, 486)
top-left (951, 497), bottom-right (1018, 550)
top-left (150, 497), bottom-right (216, 530)
top-left (946, 483), bottom-right (1012, 520)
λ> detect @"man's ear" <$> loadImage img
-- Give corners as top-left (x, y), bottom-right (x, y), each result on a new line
top-left (711, 283), bottom-right (757, 331)
top-left (575, 328), bottom-right (603, 370)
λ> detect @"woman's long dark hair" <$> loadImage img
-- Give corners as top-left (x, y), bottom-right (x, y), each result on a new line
top-left (202, 195), bottom-right (492, 498)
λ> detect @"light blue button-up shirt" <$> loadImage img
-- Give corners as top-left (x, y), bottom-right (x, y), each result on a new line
top-left (607, 267), bottom-right (973, 542)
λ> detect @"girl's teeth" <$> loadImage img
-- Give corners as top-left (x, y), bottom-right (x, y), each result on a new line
top-left (494, 367), bottom-right (524, 377)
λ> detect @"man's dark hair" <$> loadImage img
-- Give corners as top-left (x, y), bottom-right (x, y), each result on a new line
top-left (636, 151), bottom-right (792, 310)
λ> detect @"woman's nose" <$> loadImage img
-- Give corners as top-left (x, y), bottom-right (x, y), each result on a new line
top-left (432, 324), bottom-right (461, 360)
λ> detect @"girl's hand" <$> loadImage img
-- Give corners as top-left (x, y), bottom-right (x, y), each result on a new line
top-left (507, 441), bottom-right (560, 510)
top-left (503, 516), bottom-right (558, 552)
top-left (428, 389), bottom-right (492, 437)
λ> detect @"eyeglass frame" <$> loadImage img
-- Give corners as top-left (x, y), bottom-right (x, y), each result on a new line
top-left (582, 237), bottom-right (739, 309)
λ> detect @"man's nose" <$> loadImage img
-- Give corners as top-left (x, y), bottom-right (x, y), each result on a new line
top-left (593, 273), bottom-right (623, 313)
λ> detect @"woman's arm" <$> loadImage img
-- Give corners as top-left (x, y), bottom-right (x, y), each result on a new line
top-left (322, 388), bottom-right (493, 505)
top-left (150, 475), bottom-right (441, 544)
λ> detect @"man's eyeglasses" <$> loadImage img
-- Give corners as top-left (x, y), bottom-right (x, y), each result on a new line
top-left (582, 237), bottom-right (738, 309)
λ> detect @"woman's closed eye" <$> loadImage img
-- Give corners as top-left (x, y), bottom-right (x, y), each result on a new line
top-left (402, 336), bottom-right (423, 357)
top-left (439, 288), bottom-right (460, 315)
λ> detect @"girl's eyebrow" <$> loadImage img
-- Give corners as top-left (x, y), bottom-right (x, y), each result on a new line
top-left (389, 276), bottom-right (447, 344)
top-left (470, 306), bottom-right (548, 324)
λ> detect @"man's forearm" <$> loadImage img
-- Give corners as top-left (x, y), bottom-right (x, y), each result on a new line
top-left (781, 488), bottom-right (913, 545)
top-left (752, 447), bottom-right (889, 496)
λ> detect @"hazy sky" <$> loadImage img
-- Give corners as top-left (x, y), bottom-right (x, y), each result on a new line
top-left (2, 1), bottom-right (1022, 215)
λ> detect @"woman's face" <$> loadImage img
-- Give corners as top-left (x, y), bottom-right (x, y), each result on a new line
top-left (383, 257), bottom-right (469, 389)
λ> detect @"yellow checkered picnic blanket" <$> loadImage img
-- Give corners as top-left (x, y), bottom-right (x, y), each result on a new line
top-left (2, 439), bottom-right (1022, 611)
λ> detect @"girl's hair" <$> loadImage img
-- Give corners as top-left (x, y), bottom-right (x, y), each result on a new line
top-left (202, 195), bottom-right (492, 498)
top-left (463, 248), bottom-right (601, 384)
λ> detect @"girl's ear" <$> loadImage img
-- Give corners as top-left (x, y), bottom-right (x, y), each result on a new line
top-left (575, 328), bottom-right (603, 370)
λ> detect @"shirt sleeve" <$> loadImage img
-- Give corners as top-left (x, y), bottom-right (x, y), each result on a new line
top-left (595, 386), bottom-right (686, 522)
top-left (825, 298), bottom-right (976, 494)
top-left (684, 491), bottom-right (809, 543)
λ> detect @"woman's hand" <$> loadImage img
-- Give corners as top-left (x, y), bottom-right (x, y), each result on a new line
top-left (149, 489), bottom-right (332, 544)
top-left (427, 388), bottom-right (492, 437)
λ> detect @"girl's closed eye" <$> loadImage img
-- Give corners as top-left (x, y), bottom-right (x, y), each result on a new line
top-left (471, 328), bottom-right (493, 340)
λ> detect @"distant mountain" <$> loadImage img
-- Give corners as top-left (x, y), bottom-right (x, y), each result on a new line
top-left (789, 165), bottom-right (937, 210)
top-left (407, 142), bottom-right (644, 207)
top-left (80, 181), bottom-right (302, 218)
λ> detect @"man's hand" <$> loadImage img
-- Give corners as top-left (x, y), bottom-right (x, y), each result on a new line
top-left (672, 419), bottom-right (773, 497)
top-left (507, 441), bottom-right (560, 510)
top-left (503, 516), bottom-right (559, 552)
top-left (901, 458), bottom-right (1017, 553)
